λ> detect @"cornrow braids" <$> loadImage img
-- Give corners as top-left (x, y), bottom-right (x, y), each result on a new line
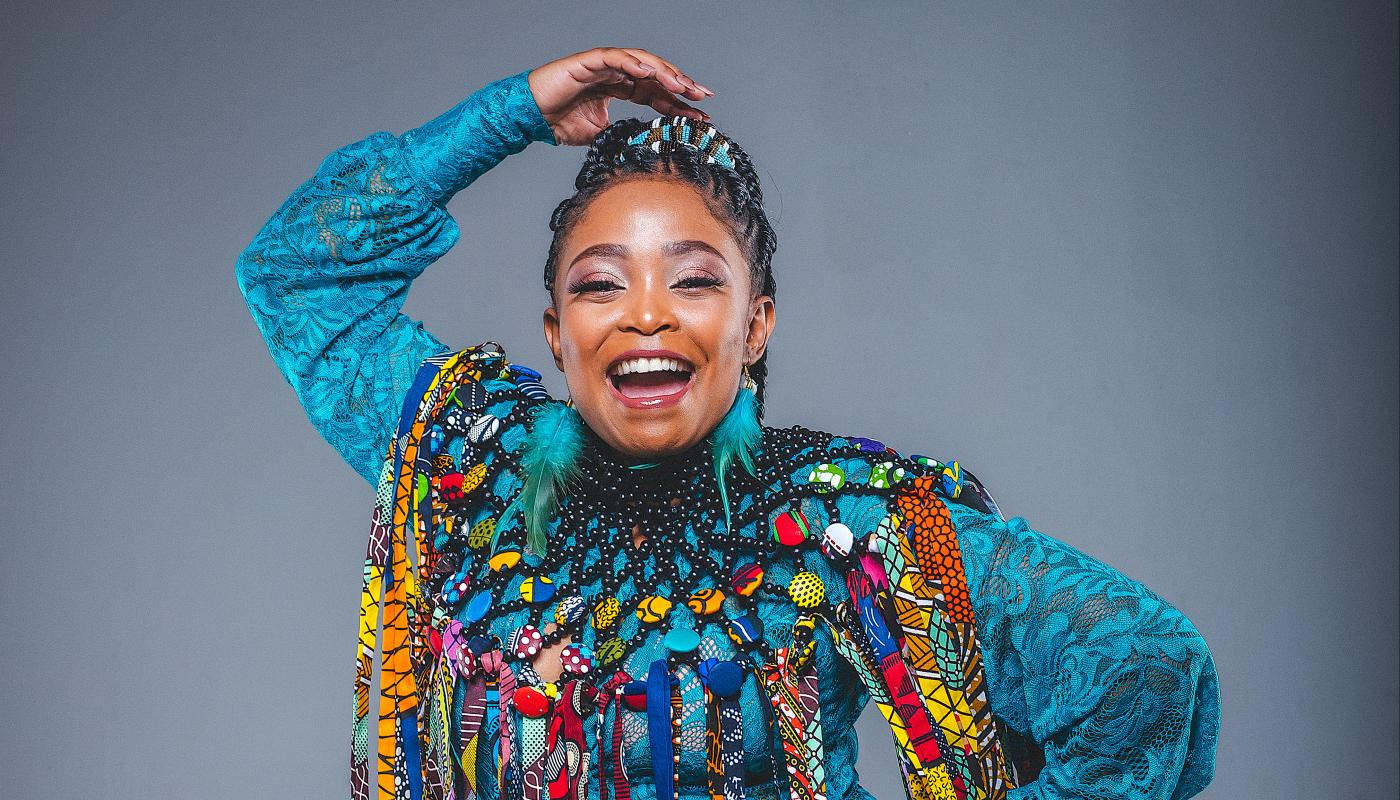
top-left (543, 118), bottom-right (778, 416)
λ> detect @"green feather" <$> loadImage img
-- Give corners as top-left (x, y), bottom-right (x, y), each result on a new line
top-left (518, 400), bottom-right (585, 556)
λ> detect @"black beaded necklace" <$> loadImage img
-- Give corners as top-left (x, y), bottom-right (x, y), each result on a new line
top-left (435, 395), bottom-right (883, 682)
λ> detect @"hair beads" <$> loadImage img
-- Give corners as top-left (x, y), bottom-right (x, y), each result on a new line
top-left (622, 116), bottom-right (736, 169)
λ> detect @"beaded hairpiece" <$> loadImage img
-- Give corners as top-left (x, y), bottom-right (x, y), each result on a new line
top-left (619, 115), bottom-right (737, 171)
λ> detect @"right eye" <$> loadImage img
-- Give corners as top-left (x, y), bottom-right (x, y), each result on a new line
top-left (570, 279), bottom-right (622, 294)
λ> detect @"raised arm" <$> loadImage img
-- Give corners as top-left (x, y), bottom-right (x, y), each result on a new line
top-left (234, 70), bottom-right (554, 484)
top-left (236, 50), bottom-right (712, 485)
top-left (949, 504), bottom-right (1221, 799)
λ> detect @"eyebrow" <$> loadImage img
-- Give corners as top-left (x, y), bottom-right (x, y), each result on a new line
top-left (567, 240), bottom-right (729, 270)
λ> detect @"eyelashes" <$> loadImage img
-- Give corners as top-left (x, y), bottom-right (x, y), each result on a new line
top-left (676, 275), bottom-right (725, 290)
top-left (568, 278), bottom-right (621, 294)
top-left (567, 275), bottom-right (726, 295)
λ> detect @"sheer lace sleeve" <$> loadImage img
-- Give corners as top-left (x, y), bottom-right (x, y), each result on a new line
top-left (235, 70), bottom-right (555, 484)
top-left (949, 504), bottom-right (1221, 799)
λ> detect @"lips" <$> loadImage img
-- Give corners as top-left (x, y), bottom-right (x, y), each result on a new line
top-left (606, 350), bottom-right (696, 409)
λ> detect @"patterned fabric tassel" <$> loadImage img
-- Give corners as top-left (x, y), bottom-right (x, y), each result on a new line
top-left (479, 676), bottom-right (501, 800)
top-left (892, 479), bottom-right (1013, 798)
top-left (520, 711), bottom-right (549, 800)
top-left (422, 655), bottom-right (456, 799)
top-left (847, 566), bottom-right (966, 800)
top-left (456, 675), bottom-right (487, 800)
top-left (761, 647), bottom-right (828, 800)
top-left (696, 658), bottom-right (749, 800)
top-left (383, 368), bottom-right (439, 800)
top-left (703, 683), bottom-right (723, 800)
top-left (595, 671), bottom-right (630, 800)
top-left (610, 694), bottom-right (631, 800)
top-left (549, 680), bottom-right (593, 800)
top-left (492, 654), bottom-right (519, 797)
top-left (353, 498), bottom-right (393, 800)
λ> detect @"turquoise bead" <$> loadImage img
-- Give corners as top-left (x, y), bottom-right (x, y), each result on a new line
top-left (664, 627), bottom-right (702, 654)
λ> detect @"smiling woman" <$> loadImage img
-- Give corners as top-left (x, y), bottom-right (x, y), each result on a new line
top-left (236, 47), bottom-right (1219, 800)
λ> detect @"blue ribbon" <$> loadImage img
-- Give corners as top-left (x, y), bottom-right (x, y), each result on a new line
top-left (647, 659), bottom-right (675, 799)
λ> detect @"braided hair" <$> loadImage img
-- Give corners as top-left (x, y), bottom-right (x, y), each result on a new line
top-left (543, 118), bottom-right (778, 417)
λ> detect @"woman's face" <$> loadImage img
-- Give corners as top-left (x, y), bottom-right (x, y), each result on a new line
top-left (543, 176), bottom-right (775, 461)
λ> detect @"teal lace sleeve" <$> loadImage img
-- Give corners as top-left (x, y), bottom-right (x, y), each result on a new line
top-left (234, 70), bottom-right (555, 484)
top-left (949, 504), bottom-right (1221, 799)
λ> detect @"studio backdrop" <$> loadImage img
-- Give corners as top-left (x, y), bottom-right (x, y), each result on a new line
top-left (1, 2), bottom-right (1396, 798)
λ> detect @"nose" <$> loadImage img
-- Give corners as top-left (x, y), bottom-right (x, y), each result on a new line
top-left (618, 274), bottom-right (678, 336)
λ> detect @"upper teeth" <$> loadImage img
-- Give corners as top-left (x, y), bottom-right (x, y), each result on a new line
top-left (611, 357), bottom-right (690, 376)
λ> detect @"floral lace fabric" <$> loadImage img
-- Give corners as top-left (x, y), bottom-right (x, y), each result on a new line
top-left (235, 70), bottom-right (1219, 799)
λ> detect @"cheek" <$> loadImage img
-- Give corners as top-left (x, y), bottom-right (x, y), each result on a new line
top-left (706, 297), bottom-right (755, 354)
top-left (557, 308), bottom-right (606, 367)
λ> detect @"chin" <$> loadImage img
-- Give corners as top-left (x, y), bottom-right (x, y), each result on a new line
top-left (592, 412), bottom-right (701, 460)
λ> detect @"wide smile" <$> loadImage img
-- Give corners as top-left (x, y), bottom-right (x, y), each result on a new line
top-left (606, 351), bottom-right (696, 410)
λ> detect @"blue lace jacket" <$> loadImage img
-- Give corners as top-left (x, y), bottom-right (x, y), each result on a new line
top-left (236, 70), bottom-right (1220, 799)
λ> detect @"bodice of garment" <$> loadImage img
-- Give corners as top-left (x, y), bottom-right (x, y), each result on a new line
top-left (235, 69), bottom-right (1220, 800)
top-left (420, 374), bottom-right (906, 799)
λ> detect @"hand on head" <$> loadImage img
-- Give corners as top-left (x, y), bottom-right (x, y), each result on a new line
top-left (528, 47), bottom-right (714, 146)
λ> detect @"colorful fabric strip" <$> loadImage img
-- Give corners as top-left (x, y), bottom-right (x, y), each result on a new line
top-left (892, 479), bottom-right (1012, 799)
top-left (456, 677), bottom-right (486, 800)
top-left (847, 567), bottom-right (966, 800)
top-left (520, 712), bottom-right (548, 800)
top-left (761, 647), bottom-right (828, 800)
top-left (647, 659), bottom-right (676, 800)
top-left (594, 671), bottom-right (630, 800)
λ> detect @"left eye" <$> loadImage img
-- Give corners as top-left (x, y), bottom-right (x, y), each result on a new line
top-left (675, 276), bottom-right (721, 289)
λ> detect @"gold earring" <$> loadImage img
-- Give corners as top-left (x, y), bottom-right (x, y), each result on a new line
top-left (741, 365), bottom-right (757, 393)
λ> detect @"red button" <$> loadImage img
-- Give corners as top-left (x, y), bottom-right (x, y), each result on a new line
top-left (772, 510), bottom-right (810, 546)
top-left (514, 685), bottom-right (550, 718)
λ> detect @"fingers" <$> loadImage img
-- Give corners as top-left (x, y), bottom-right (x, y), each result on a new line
top-left (631, 80), bottom-right (710, 122)
top-left (574, 47), bottom-right (657, 85)
top-left (620, 48), bottom-right (713, 98)
top-left (576, 47), bottom-right (711, 101)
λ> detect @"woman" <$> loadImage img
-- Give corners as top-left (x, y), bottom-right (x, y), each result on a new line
top-left (237, 47), bottom-right (1219, 800)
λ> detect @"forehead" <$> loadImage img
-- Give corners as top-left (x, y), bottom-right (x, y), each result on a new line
top-left (564, 177), bottom-right (741, 254)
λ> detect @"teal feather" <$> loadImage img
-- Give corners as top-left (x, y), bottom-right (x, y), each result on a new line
top-left (517, 400), bottom-right (585, 556)
top-left (490, 496), bottom-right (520, 554)
top-left (709, 386), bottom-right (761, 532)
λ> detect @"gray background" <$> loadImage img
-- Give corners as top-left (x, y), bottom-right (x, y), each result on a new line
top-left (2, 1), bottom-right (1395, 797)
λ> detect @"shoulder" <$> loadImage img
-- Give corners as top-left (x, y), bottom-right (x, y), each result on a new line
top-left (388, 342), bottom-right (553, 470)
top-left (760, 422), bottom-right (1004, 519)
top-left (399, 342), bottom-right (552, 417)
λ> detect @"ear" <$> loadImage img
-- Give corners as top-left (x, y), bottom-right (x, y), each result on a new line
top-left (542, 304), bottom-right (564, 371)
top-left (744, 294), bottom-right (776, 365)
